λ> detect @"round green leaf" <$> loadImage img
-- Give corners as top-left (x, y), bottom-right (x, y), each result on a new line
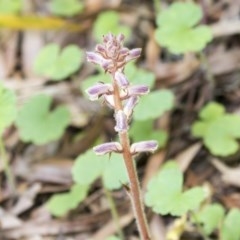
top-left (145, 161), bottom-right (206, 216)
top-left (93, 11), bottom-right (131, 42)
top-left (0, 84), bottom-right (17, 136)
top-left (80, 73), bottom-right (111, 96)
top-left (0, 0), bottom-right (22, 14)
top-left (191, 102), bottom-right (240, 156)
top-left (72, 150), bottom-right (107, 186)
top-left (125, 63), bottom-right (155, 89)
top-left (196, 204), bottom-right (225, 235)
top-left (130, 119), bottom-right (168, 149)
top-left (199, 102), bottom-right (225, 121)
top-left (102, 154), bottom-right (128, 190)
top-left (221, 209), bottom-right (240, 240)
top-left (34, 44), bottom-right (83, 81)
top-left (16, 94), bottom-right (70, 145)
top-left (46, 184), bottom-right (88, 217)
top-left (156, 2), bottom-right (202, 28)
top-left (155, 2), bottom-right (213, 53)
top-left (133, 90), bottom-right (174, 120)
top-left (49, 0), bottom-right (84, 17)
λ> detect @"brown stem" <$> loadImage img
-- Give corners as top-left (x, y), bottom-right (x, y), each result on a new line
top-left (112, 79), bottom-right (151, 240)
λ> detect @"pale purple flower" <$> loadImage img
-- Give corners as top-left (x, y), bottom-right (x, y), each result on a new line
top-left (103, 33), bottom-right (114, 43)
top-left (128, 85), bottom-right (149, 96)
top-left (86, 52), bottom-right (111, 70)
top-left (95, 44), bottom-right (106, 54)
top-left (130, 140), bottom-right (158, 155)
top-left (117, 33), bottom-right (125, 42)
top-left (124, 96), bottom-right (139, 118)
top-left (119, 48), bottom-right (129, 56)
top-left (115, 71), bottom-right (129, 88)
top-left (114, 110), bottom-right (129, 132)
top-left (93, 142), bottom-right (122, 155)
top-left (85, 83), bottom-right (113, 101)
top-left (126, 48), bottom-right (142, 62)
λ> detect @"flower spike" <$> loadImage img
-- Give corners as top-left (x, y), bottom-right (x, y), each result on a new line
top-left (86, 33), bottom-right (154, 239)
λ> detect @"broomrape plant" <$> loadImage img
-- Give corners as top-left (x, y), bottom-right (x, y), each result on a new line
top-left (85, 33), bottom-right (158, 240)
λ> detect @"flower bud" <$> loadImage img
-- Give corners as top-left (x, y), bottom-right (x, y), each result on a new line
top-left (130, 140), bottom-right (158, 155)
top-left (114, 110), bottom-right (129, 132)
top-left (86, 52), bottom-right (111, 70)
top-left (95, 44), bottom-right (106, 54)
top-left (115, 71), bottom-right (129, 88)
top-left (93, 142), bottom-right (123, 155)
top-left (124, 96), bottom-right (139, 118)
top-left (117, 33), bottom-right (125, 43)
top-left (126, 48), bottom-right (142, 62)
top-left (103, 33), bottom-right (114, 43)
top-left (119, 48), bottom-right (129, 56)
top-left (128, 85), bottom-right (149, 96)
top-left (85, 83), bottom-right (112, 101)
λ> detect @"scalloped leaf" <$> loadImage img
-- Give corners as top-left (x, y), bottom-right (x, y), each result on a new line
top-left (129, 119), bottom-right (168, 149)
top-left (34, 44), bottom-right (83, 81)
top-left (195, 204), bottom-right (225, 235)
top-left (191, 102), bottom-right (240, 156)
top-left (155, 2), bottom-right (213, 54)
top-left (72, 150), bottom-right (107, 186)
top-left (46, 184), bottom-right (89, 217)
top-left (16, 94), bottom-right (70, 145)
top-left (0, 0), bottom-right (22, 14)
top-left (133, 90), bottom-right (174, 121)
top-left (125, 63), bottom-right (155, 89)
top-left (145, 161), bottom-right (205, 216)
top-left (93, 11), bottom-right (131, 42)
top-left (80, 73), bottom-right (111, 97)
top-left (221, 208), bottom-right (240, 240)
top-left (0, 83), bottom-right (17, 136)
top-left (72, 150), bottom-right (128, 190)
top-left (49, 0), bottom-right (84, 17)
top-left (102, 154), bottom-right (128, 190)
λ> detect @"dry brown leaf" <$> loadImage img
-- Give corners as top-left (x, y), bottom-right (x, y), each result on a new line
top-left (21, 31), bottom-right (45, 78)
top-left (0, 208), bottom-right (22, 229)
top-left (150, 214), bottom-right (166, 240)
top-left (0, 31), bottom-right (18, 78)
top-left (211, 158), bottom-right (240, 187)
top-left (11, 183), bottom-right (42, 215)
top-left (90, 213), bottom-right (134, 240)
top-left (175, 142), bottom-right (202, 172)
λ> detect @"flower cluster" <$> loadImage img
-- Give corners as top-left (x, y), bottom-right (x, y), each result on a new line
top-left (86, 33), bottom-right (158, 156)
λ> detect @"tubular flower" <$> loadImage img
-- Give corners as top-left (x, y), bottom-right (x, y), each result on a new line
top-left (85, 83), bottom-right (113, 101)
top-left (93, 142), bottom-right (123, 155)
top-left (130, 141), bottom-right (159, 155)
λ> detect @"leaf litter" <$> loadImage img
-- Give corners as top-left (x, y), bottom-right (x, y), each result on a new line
top-left (1, 0), bottom-right (240, 239)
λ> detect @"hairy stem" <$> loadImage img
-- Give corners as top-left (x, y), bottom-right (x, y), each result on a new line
top-left (112, 79), bottom-right (151, 240)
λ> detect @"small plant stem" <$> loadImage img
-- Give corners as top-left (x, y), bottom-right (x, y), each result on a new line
top-left (0, 138), bottom-right (15, 194)
top-left (104, 185), bottom-right (125, 240)
top-left (112, 78), bottom-right (151, 240)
